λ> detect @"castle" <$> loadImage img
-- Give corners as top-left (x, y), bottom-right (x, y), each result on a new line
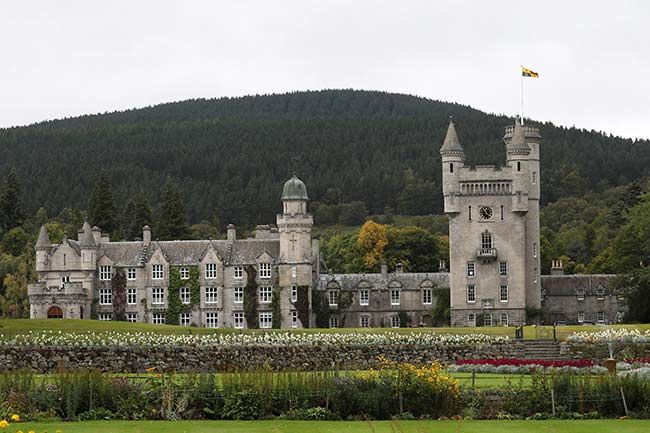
top-left (28, 118), bottom-right (625, 327)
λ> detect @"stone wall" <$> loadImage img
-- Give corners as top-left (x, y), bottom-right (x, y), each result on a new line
top-left (561, 341), bottom-right (650, 360)
top-left (0, 342), bottom-right (520, 373)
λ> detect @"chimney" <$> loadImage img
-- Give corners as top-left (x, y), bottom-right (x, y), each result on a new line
top-left (227, 224), bottom-right (236, 242)
top-left (551, 259), bottom-right (564, 276)
top-left (142, 225), bottom-right (151, 245)
top-left (254, 224), bottom-right (272, 239)
top-left (100, 232), bottom-right (110, 243)
top-left (439, 259), bottom-right (448, 272)
top-left (396, 262), bottom-right (403, 274)
top-left (381, 262), bottom-right (388, 279)
top-left (91, 226), bottom-right (102, 243)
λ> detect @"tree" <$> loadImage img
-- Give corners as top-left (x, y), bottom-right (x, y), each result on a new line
top-left (124, 193), bottom-right (153, 240)
top-left (1, 227), bottom-right (29, 256)
top-left (357, 220), bottom-right (388, 270)
top-left (385, 226), bottom-right (441, 272)
top-left (111, 268), bottom-right (127, 321)
top-left (157, 181), bottom-right (189, 240)
top-left (0, 168), bottom-right (24, 232)
top-left (615, 267), bottom-right (650, 323)
top-left (0, 273), bottom-right (29, 318)
top-left (88, 173), bottom-right (117, 234)
top-left (338, 201), bottom-right (368, 225)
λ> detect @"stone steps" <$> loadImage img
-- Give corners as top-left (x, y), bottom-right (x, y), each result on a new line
top-left (517, 340), bottom-right (563, 360)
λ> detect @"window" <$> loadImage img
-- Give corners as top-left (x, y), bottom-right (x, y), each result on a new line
top-left (500, 205), bottom-right (504, 220)
top-left (391, 315), bottom-right (400, 328)
top-left (533, 268), bottom-right (538, 283)
top-left (179, 313), bottom-right (191, 326)
top-left (233, 287), bottom-right (244, 304)
top-left (99, 265), bottom-right (112, 281)
top-left (422, 288), bottom-right (432, 305)
top-left (359, 289), bottom-right (369, 306)
top-left (468, 206), bottom-right (472, 221)
top-left (205, 263), bottom-right (217, 279)
top-left (259, 263), bottom-right (271, 279)
top-left (577, 311), bottom-right (585, 323)
top-left (98, 313), bottom-right (112, 321)
top-left (234, 266), bottom-right (243, 279)
top-left (127, 288), bottom-right (137, 305)
top-left (328, 290), bottom-right (338, 306)
top-left (127, 268), bottom-right (137, 280)
top-left (499, 284), bottom-right (508, 302)
top-left (259, 312), bottom-right (273, 329)
top-left (291, 266), bottom-right (297, 278)
top-left (99, 288), bottom-right (112, 305)
top-left (484, 313), bottom-right (493, 326)
top-left (234, 312), bottom-right (244, 329)
top-left (360, 315), bottom-right (370, 328)
top-left (180, 267), bottom-right (190, 280)
top-left (152, 287), bottom-right (164, 305)
top-left (532, 171), bottom-right (537, 184)
top-left (467, 285), bottom-right (476, 303)
top-left (390, 289), bottom-right (400, 306)
top-left (450, 162), bottom-right (454, 173)
top-left (481, 232), bottom-right (492, 249)
top-left (499, 261), bottom-right (508, 276)
top-left (577, 289), bottom-right (585, 301)
top-left (291, 285), bottom-right (298, 302)
top-left (500, 313), bottom-right (509, 326)
top-left (152, 313), bottom-right (165, 325)
top-left (517, 161), bottom-right (521, 172)
top-left (180, 286), bottom-right (191, 304)
top-left (205, 287), bottom-right (218, 304)
top-left (466, 261), bottom-right (476, 277)
top-left (467, 313), bottom-right (476, 327)
top-left (329, 316), bottom-right (339, 328)
top-left (596, 287), bottom-right (605, 300)
top-left (152, 264), bottom-right (164, 280)
top-left (126, 313), bottom-right (138, 323)
top-left (533, 242), bottom-right (537, 258)
top-left (597, 311), bottom-right (605, 323)
top-left (259, 286), bottom-right (272, 303)
top-left (291, 311), bottom-right (298, 328)
top-left (205, 312), bottom-right (218, 328)
top-left (60, 275), bottom-right (70, 287)
top-left (616, 311), bottom-right (624, 323)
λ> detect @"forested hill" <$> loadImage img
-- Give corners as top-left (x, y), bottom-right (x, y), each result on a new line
top-left (0, 89), bottom-right (648, 228)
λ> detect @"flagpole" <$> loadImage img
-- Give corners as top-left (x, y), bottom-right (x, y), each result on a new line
top-left (520, 66), bottom-right (524, 125)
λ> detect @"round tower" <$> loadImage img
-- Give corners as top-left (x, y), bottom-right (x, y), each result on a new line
top-left (440, 117), bottom-right (465, 214)
top-left (79, 221), bottom-right (98, 271)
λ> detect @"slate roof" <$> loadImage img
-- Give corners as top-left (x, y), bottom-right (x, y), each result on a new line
top-left (79, 222), bottom-right (97, 248)
top-left (318, 272), bottom-right (450, 290)
top-left (439, 120), bottom-right (464, 154)
top-left (507, 117), bottom-right (531, 152)
top-left (35, 225), bottom-right (51, 248)
top-left (98, 242), bottom-right (148, 267)
top-left (541, 274), bottom-right (616, 296)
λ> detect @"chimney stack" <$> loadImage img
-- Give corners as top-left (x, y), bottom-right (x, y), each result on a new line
top-left (551, 259), bottom-right (564, 276)
top-left (143, 225), bottom-right (151, 245)
top-left (227, 224), bottom-right (236, 242)
top-left (381, 262), bottom-right (388, 279)
top-left (439, 259), bottom-right (448, 272)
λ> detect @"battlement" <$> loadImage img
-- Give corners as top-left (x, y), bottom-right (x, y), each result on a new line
top-left (460, 181), bottom-right (512, 196)
top-left (504, 124), bottom-right (541, 140)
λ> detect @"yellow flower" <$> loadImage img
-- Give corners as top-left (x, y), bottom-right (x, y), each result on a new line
top-left (10, 414), bottom-right (20, 422)
top-left (28, 430), bottom-right (35, 433)
top-left (0, 420), bottom-right (8, 429)
top-left (16, 430), bottom-right (24, 433)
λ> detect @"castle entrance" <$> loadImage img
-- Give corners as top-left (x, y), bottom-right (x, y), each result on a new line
top-left (47, 306), bottom-right (63, 319)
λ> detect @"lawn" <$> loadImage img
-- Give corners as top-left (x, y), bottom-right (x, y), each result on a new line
top-left (2, 420), bottom-right (647, 433)
top-left (2, 319), bottom-right (649, 341)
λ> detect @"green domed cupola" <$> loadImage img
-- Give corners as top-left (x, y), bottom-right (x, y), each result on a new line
top-left (281, 175), bottom-right (309, 201)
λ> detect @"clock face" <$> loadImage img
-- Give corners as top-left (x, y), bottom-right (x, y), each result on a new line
top-left (479, 206), bottom-right (493, 220)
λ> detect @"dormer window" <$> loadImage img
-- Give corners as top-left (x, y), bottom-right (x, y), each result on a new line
top-left (152, 264), bottom-right (164, 280)
top-left (259, 263), bottom-right (271, 279)
top-left (99, 265), bottom-right (112, 281)
top-left (205, 263), bottom-right (217, 279)
top-left (596, 287), bottom-right (605, 300)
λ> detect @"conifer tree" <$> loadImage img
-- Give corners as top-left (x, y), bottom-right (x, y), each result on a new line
top-left (157, 181), bottom-right (188, 240)
top-left (0, 168), bottom-right (24, 232)
top-left (88, 173), bottom-right (117, 234)
top-left (123, 193), bottom-right (154, 240)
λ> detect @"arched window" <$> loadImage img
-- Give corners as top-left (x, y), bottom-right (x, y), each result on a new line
top-left (481, 231), bottom-right (493, 249)
top-left (500, 313), bottom-right (509, 326)
top-left (47, 306), bottom-right (63, 319)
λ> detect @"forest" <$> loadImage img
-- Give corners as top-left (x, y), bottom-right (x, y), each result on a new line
top-left (0, 89), bottom-right (649, 319)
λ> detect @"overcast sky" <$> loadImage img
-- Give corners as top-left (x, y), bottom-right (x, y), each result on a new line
top-left (1, 1), bottom-right (648, 138)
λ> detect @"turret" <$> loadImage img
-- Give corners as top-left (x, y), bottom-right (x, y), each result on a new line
top-left (440, 117), bottom-right (465, 214)
top-left (35, 225), bottom-right (51, 270)
top-left (79, 221), bottom-right (97, 270)
top-left (277, 175), bottom-right (313, 263)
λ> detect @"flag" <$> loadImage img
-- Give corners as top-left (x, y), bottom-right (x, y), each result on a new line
top-left (522, 66), bottom-right (539, 78)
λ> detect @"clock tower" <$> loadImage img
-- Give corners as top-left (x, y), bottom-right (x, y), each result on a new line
top-left (441, 117), bottom-right (542, 326)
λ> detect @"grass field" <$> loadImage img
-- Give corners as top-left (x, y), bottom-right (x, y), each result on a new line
top-left (1, 319), bottom-right (649, 341)
top-left (2, 420), bottom-right (647, 433)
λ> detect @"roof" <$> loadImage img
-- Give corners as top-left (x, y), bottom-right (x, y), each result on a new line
top-left (79, 221), bottom-right (97, 248)
top-left (318, 272), bottom-right (450, 290)
top-left (35, 225), bottom-right (51, 248)
top-left (439, 119), bottom-right (464, 155)
top-left (98, 242), bottom-right (147, 267)
top-left (281, 175), bottom-right (309, 200)
top-left (507, 117), bottom-right (531, 152)
top-left (541, 274), bottom-right (616, 296)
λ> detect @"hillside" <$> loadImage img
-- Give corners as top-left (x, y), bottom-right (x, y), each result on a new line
top-left (0, 89), bottom-right (648, 227)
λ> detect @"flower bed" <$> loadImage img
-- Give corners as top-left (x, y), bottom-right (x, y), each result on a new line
top-left (448, 358), bottom-right (607, 375)
top-left (456, 358), bottom-right (594, 368)
top-left (0, 330), bottom-right (509, 348)
top-left (567, 328), bottom-right (650, 344)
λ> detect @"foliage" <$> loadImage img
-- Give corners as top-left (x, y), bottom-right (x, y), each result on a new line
top-left (356, 220), bottom-right (388, 269)
top-left (166, 266), bottom-right (200, 325)
top-left (615, 268), bottom-right (650, 323)
top-left (271, 287), bottom-right (281, 329)
top-left (294, 285), bottom-right (310, 328)
top-left (243, 265), bottom-right (258, 329)
top-left (431, 288), bottom-right (450, 326)
top-left (111, 268), bottom-right (127, 321)
top-left (0, 168), bottom-right (24, 233)
top-left (157, 180), bottom-right (189, 241)
top-left (123, 193), bottom-right (153, 241)
top-left (88, 173), bottom-right (117, 235)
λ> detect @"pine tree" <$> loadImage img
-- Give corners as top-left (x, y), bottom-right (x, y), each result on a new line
top-left (157, 181), bottom-right (188, 240)
top-left (123, 193), bottom-right (154, 240)
top-left (88, 173), bottom-right (117, 234)
top-left (0, 168), bottom-right (24, 232)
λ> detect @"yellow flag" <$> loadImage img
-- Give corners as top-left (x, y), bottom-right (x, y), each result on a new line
top-left (522, 66), bottom-right (539, 78)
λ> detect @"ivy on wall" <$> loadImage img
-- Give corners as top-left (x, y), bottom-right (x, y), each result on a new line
top-left (243, 265), bottom-right (259, 329)
top-left (111, 268), bottom-right (127, 321)
top-left (271, 288), bottom-right (281, 328)
top-left (313, 290), bottom-right (352, 328)
top-left (432, 288), bottom-right (450, 326)
top-left (295, 285), bottom-right (310, 328)
top-left (165, 266), bottom-right (200, 325)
